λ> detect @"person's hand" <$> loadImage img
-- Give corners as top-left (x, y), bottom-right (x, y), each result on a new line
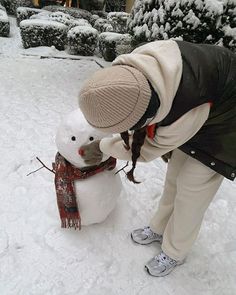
top-left (161, 151), bottom-right (172, 163)
top-left (79, 140), bottom-right (103, 166)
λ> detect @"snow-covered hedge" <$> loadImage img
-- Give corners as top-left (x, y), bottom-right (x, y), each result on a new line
top-left (0, 0), bottom-right (34, 15)
top-left (107, 12), bottom-right (130, 34)
top-left (99, 32), bottom-right (133, 61)
top-left (90, 14), bottom-right (100, 26)
top-left (20, 19), bottom-right (67, 50)
top-left (29, 11), bottom-right (91, 30)
top-left (16, 7), bottom-right (41, 26)
top-left (49, 12), bottom-right (91, 29)
top-left (0, 4), bottom-right (10, 37)
top-left (94, 18), bottom-right (113, 32)
top-left (42, 5), bottom-right (92, 22)
top-left (90, 10), bottom-right (108, 18)
top-left (67, 26), bottom-right (98, 55)
top-left (220, 0), bottom-right (236, 52)
top-left (128, 0), bottom-right (236, 52)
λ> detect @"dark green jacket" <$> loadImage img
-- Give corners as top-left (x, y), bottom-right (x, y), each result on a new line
top-left (160, 41), bottom-right (236, 180)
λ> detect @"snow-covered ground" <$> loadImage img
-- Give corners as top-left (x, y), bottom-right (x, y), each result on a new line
top-left (0, 17), bottom-right (236, 295)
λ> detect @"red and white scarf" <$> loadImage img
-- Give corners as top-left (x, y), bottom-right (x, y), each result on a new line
top-left (53, 153), bottom-right (117, 230)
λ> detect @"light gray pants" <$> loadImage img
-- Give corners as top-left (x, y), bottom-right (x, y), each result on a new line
top-left (150, 149), bottom-right (224, 261)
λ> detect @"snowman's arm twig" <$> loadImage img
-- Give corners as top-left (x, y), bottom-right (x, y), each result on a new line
top-left (27, 157), bottom-right (55, 176)
top-left (36, 157), bottom-right (55, 174)
top-left (26, 166), bottom-right (44, 176)
top-left (115, 161), bottom-right (129, 175)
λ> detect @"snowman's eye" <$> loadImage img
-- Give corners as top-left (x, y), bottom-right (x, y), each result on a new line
top-left (71, 136), bottom-right (76, 141)
top-left (89, 136), bottom-right (94, 141)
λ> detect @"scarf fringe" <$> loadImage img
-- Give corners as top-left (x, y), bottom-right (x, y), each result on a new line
top-left (61, 217), bottom-right (81, 230)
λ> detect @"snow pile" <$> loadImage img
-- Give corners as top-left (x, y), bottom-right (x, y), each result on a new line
top-left (128, 0), bottom-right (236, 52)
top-left (16, 7), bottom-right (42, 26)
top-left (107, 11), bottom-right (130, 34)
top-left (67, 26), bottom-right (99, 55)
top-left (0, 4), bottom-right (10, 37)
top-left (20, 19), bottom-right (67, 50)
top-left (99, 32), bottom-right (133, 61)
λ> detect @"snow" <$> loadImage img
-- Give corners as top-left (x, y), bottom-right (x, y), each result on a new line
top-left (0, 9), bottom-right (8, 22)
top-left (0, 16), bottom-right (236, 295)
top-left (68, 25), bottom-right (98, 37)
top-left (20, 19), bottom-right (67, 29)
top-left (99, 31), bottom-right (126, 42)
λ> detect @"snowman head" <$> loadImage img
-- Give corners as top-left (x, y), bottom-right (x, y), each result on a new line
top-left (56, 109), bottom-right (111, 168)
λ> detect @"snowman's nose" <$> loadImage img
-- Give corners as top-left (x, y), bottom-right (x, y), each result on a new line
top-left (78, 148), bottom-right (85, 157)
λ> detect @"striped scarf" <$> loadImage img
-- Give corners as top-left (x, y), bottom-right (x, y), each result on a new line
top-left (53, 153), bottom-right (117, 230)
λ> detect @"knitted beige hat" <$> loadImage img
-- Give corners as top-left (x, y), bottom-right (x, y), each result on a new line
top-left (79, 65), bottom-right (151, 133)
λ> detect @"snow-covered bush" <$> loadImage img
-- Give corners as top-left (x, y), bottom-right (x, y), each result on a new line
top-left (67, 26), bottom-right (98, 55)
top-left (90, 10), bottom-right (108, 18)
top-left (99, 32), bottom-right (133, 61)
top-left (128, 0), bottom-right (235, 52)
top-left (107, 12), bottom-right (130, 33)
top-left (16, 7), bottom-right (41, 26)
top-left (220, 0), bottom-right (236, 52)
top-left (90, 14), bottom-right (100, 26)
top-left (94, 18), bottom-right (113, 32)
top-left (49, 11), bottom-right (91, 29)
top-left (30, 11), bottom-right (91, 30)
top-left (30, 10), bottom-right (51, 20)
top-left (0, 4), bottom-right (10, 37)
top-left (20, 19), bottom-right (67, 50)
top-left (0, 0), bottom-right (33, 15)
top-left (42, 5), bottom-right (92, 22)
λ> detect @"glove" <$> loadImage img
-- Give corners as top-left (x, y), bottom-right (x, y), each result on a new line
top-left (161, 151), bottom-right (172, 163)
top-left (79, 140), bottom-right (103, 166)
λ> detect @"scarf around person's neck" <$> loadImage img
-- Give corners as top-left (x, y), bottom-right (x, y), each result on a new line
top-left (53, 152), bottom-right (117, 230)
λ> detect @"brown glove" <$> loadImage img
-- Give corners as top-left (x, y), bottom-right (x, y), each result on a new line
top-left (79, 140), bottom-right (103, 166)
top-left (161, 151), bottom-right (172, 163)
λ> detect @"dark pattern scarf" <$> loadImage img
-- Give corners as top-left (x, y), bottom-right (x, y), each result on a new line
top-left (52, 153), bottom-right (117, 230)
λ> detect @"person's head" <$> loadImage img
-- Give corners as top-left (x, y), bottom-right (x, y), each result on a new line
top-left (79, 65), bottom-right (159, 182)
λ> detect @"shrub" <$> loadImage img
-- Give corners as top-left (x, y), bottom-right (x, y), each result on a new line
top-left (67, 26), bottom-right (98, 55)
top-left (20, 19), bottom-right (67, 49)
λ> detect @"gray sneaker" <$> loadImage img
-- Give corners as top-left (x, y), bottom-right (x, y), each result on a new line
top-left (131, 226), bottom-right (163, 245)
top-left (145, 251), bottom-right (184, 277)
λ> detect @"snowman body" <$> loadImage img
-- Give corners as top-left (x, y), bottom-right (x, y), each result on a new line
top-left (56, 109), bottom-right (122, 226)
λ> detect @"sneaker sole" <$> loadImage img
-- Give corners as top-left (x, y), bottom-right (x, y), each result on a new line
top-left (145, 261), bottom-right (184, 277)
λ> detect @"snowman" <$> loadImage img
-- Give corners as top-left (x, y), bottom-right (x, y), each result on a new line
top-left (55, 109), bottom-right (122, 228)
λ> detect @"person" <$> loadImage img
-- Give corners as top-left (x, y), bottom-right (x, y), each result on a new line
top-left (78, 40), bottom-right (236, 277)
top-left (38, 0), bottom-right (65, 8)
top-left (70, 0), bottom-right (77, 7)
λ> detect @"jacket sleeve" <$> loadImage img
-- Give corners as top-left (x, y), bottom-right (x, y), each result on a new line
top-left (99, 103), bottom-right (210, 162)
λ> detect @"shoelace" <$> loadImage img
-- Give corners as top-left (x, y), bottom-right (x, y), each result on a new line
top-left (155, 252), bottom-right (177, 266)
top-left (143, 226), bottom-right (159, 239)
